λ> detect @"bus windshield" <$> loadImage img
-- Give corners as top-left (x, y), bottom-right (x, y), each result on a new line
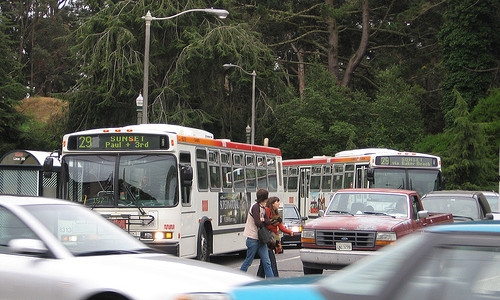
top-left (64, 154), bottom-right (178, 208)
top-left (371, 169), bottom-right (440, 196)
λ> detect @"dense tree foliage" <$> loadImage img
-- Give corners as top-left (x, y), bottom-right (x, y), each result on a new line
top-left (439, 0), bottom-right (499, 118)
top-left (0, 0), bottom-right (498, 190)
top-left (0, 13), bottom-right (29, 154)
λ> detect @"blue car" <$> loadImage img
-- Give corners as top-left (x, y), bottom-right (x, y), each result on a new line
top-left (219, 221), bottom-right (500, 300)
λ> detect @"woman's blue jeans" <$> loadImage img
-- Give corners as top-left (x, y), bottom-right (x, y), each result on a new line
top-left (240, 238), bottom-right (274, 278)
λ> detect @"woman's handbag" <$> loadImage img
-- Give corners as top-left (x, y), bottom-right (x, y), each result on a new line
top-left (258, 227), bottom-right (276, 247)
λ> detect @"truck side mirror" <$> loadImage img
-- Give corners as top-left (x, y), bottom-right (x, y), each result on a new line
top-left (418, 210), bottom-right (429, 219)
top-left (180, 164), bottom-right (193, 187)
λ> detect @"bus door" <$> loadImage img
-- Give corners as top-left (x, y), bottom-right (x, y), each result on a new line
top-left (356, 165), bottom-right (369, 188)
top-left (298, 167), bottom-right (310, 217)
top-left (180, 151), bottom-right (197, 258)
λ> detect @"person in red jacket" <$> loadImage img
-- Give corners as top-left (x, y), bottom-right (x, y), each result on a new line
top-left (257, 196), bottom-right (294, 278)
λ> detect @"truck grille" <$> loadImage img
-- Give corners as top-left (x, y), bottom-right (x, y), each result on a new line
top-left (316, 230), bottom-right (376, 248)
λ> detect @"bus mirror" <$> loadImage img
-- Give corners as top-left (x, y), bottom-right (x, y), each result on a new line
top-left (367, 168), bottom-right (374, 182)
top-left (43, 157), bottom-right (54, 178)
top-left (181, 164), bottom-right (193, 187)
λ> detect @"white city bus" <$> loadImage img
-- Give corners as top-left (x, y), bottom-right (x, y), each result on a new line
top-left (49, 124), bottom-right (283, 260)
top-left (282, 148), bottom-right (443, 218)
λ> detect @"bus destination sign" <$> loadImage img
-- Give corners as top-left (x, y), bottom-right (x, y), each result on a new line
top-left (375, 156), bottom-right (438, 167)
top-left (68, 134), bottom-right (169, 151)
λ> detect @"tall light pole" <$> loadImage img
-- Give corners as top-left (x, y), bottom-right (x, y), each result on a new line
top-left (141, 8), bottom-right (229, 124)
top-left (223, 63), bottom-right (256, 145)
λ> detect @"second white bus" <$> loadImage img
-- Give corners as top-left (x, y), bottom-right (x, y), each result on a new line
top-left (282, 148), bottom-right (443, 218)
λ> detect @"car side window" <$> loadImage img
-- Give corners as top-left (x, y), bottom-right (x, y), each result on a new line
top-left (411, 196), bottom-right (422, 219)
top-left (394, 245), bottom-right (500, 300)
top-left (0, 206), bottom-right (38, 255)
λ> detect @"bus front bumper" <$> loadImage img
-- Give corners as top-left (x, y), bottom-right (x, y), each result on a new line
top-left (144, 241), bottom-right (180, 256)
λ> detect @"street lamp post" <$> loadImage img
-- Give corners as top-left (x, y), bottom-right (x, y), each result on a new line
top-left (136, 93), bottom-right (144, 124)
top-left (246, 125), bottom-right (251, 144)
top-left (140, 8), bottom-right (229, 124)
top-left (223, 63), bottom-right (256, 145)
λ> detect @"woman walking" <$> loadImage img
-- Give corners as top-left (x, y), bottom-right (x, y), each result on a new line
top-left (257, 196), bottom-right (294, 278)
top-left (240, 189), bottom-right (275, 278)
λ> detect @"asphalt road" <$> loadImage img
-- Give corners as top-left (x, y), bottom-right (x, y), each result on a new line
top-left (210, 246), bottom-right (338, 278)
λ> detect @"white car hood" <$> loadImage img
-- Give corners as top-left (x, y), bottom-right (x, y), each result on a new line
top-left (37, 253), bottom-right (256, 299)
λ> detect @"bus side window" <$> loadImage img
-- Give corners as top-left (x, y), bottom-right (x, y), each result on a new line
top-left (232, 153), bottom-right (244, 191)
top-left (245, 154), bottom-right (256, 191)
top-left (221, 152), bottom-right (232, 190)
top-left (196, 149), bottom-right (208, 191)
top-left (257, 155), bottom-right (267, 190)
top-left (268, 156), bottom-right (277, 192)
top-left (333, 164), bottom-right (344, 190)
top-left (209, 150), bottom-right (221, 191)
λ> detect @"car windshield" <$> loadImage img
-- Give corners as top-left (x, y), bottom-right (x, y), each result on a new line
top-left (421, 196), bottom-right (480, 220)
top-left (327, 192), bottom-right (409, 217)
top-left (64, 154), bottom-right (178, 208)
top-left (24, 204), bottom-right (147, 256)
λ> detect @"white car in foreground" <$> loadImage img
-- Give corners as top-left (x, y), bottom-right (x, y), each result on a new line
top-left (0, 195), bottom-right (255, 300)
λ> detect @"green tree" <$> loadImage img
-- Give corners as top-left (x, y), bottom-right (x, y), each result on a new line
top-left (443, 90), bottom-right (491, 189)
top-left (272, 64), bottom-right (369, 159)
top-left (368, 66), bottom-right (425, 150)
top-left (0, 13), bottom-right (29, 154)
top-left (439, 0), bottom-right (498, 119)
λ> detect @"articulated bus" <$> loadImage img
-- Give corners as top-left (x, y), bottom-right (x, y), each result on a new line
top-left (45, 124), bottom-right (282, 260)
top-left (282, 148), bottom-right (443, 218)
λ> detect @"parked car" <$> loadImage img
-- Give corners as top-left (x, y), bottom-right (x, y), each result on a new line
top-left (221, 221), bottom-right (500, 300)
top-left (421, 190), bottom-right (492, 221)
top-left (300, 189), bottom-right (453, 274)
top-left (280, 204), bottom-right (307, 247)
top-left (0, 195), bottom-right (256, 300)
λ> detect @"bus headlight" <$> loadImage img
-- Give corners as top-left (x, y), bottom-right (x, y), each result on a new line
top-left (140, 231), bottom-right (173, 240)
top-left (376, 232), bottom-right (396, 246)
top-left (301, 229), bottom-right (315, 243)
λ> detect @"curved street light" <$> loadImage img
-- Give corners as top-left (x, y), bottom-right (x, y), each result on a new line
top-left (140, 8), bottom-right (229, 124)
top-left (223, 63), bottom-right (257, 145)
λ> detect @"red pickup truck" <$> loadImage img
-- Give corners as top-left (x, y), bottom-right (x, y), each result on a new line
top-left (300, 188), bottom-right (453, 274)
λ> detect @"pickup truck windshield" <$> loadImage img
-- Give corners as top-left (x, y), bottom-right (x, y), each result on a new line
top-left (327, 192), bottom-right (408, 218)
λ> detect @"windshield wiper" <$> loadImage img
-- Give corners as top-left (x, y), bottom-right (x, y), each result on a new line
top-left (327, 210), bottom-right (353, 216)
top-left (122, 181), bottom-right (146, 215)
top-left (363, 211), bottom-right (396, 218)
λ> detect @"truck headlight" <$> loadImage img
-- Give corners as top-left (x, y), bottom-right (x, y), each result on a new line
top-left (301, 229), bottom-right (315, 243)
top-left (376, 232), bottom-right (396, 246)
